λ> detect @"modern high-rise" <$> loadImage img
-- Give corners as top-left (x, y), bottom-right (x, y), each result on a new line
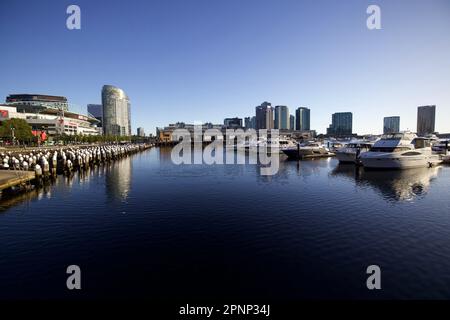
top-left (251, 116), bottom-right (256, 129)
top-left (327, 112), bottom-right (353, 136)
top-left (255, 101), bottom-right (274, 130)
top-left (244, 117), bottom-right (251, 129)
top-left (102, 85), bottom-right (131, 136)
top-left (290, 114), bottom-right (295, 130)
top-left (274, 105), bottom-right (289, 129)
top-left (295, 107), bottom-right (310, 131)
top-left (417, 105), bottom-right (436, 136)
top-left (383, 116), bottom-right (400, 134)
top-left (87, 104), bottom-right (103, 127)
top-left (137, 127), bottom-right (145, 137)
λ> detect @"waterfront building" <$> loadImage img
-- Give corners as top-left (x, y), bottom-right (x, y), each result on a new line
top-left (102, 85), bottom-right (131, 136)
top-left (137, 127), bottom-right (145, 137)
top-left (224, 117), bottom-right (243, 129)
top-left (157, 122), bottom-right (225, 143)
top-left (383, 116), bottom-right (400, 134)
top-left (0, 104), bottom-right (100, 136)
top-left (244, 117), bottom-right (252, 129)
top-left (3, 93), bottom-right (100, 136)
top-left (6, 94), bottom-right (69, 111)
top-left (417, 105), bottom-right (436, 136)
top-left (251, 116), bottom-right (256, 129)
top-left (295, 107), bottom-right (310, 131)
top-left (88, 104), bottom-right (103, 127)
top-left (274, 105), bottom-right (289, 130)
top-left (255, 101), bottom-right (274, 130)
top-left (157, 127), bottom-right (174, 143)
top-left (327, 112), bottom-right (353, 136)
top-left (290, 114), bottom-right (295, 130)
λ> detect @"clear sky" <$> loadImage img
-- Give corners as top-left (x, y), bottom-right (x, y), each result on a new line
top-left (0, 0), bottom-right (449, 135)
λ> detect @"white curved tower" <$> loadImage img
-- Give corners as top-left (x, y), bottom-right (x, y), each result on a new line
top-left (102, 85), bottom-right (131, 136)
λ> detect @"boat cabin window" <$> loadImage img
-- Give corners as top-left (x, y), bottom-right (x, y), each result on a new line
top-left (402, 151), bottom-right (422, 156)
top-left (370, 147), bottom-right (411, 152)
top-left (381, 133), bottom-right (406, 140)
top-left (413, 138), bottom-right (431, 149)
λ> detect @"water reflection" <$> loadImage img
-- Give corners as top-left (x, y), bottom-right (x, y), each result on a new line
top-left (331, 164), bottom-right (441, 201)
top-left (0, 156), bottom-right (134, 211)
top-left (105, 156), bottom-right (132, 200)
top-left (0, 178), bottom-right (55, 212)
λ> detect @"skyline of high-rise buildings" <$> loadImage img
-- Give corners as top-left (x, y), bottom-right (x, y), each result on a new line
top-left (235, 102), bottom-right (441, 137)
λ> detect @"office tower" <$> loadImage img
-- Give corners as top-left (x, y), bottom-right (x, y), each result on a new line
top-left (417, 105), bottom-right (436, 136)
top-left (88, 104), bottom-right (103, 127)
top-left (383, 116), bottom-right (400, 134)
top-left (224, 117), bottom-right (243, 129)
top-left (102, 85), bottom-right (131, 136)
top-left (244, 117), bottom-right (251, 129)
top-left (255, 101), bottom-right (274, 130)
top-left (290, 114), bottom-right (295, 130)
top-left (274, 105), bottom-right (289, 130)
top-left (251, 116), bottom-right (256, 129)
top-left (327, 112), bottom-right (353, 136)
top-left (295, 107), bottom-right (310, 131)
top-left (137, 127), bottom-right (145, 137)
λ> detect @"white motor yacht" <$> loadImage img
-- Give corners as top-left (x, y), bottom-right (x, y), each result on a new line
top-left (254, 137), bottom-right (297, 154)
top-left (282, 141), bottom-right (332, 159)
top-left (336, 141), bottom-right (374, 164)
top-left (360, 132), bottom-right (441, 169)
top-left (432, 139), bottom-right (450, 154)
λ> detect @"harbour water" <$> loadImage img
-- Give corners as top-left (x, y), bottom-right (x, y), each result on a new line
top-left (1, 147), bottom-right (450, 299)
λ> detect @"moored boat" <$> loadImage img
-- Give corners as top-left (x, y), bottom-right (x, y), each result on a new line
top-left (282, 141), bottom-right (334, 160)
top-left (360, 132), bottom-right (441, 169)
top-left (336, 141), bottom-right (374, 164)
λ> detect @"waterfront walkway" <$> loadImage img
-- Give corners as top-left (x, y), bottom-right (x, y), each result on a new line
top-left (0, 171), bottom-right (35, 191)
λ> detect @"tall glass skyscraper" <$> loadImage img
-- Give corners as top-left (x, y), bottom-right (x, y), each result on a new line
top-left (255, 101), bottom-right (274, 130)
top-left (102, 85), bottom-right (131, 136)
top-left (327, 112), bottom-right (353, 136)
top-left (383, 116), bottom-right (400, 134)
top-left (295, 107), bottom-right (310, 131)
top-left (417, 105), bottom-right (436, 136)
top-left (290, 114), bottom-right (295, 130)
top-left (274, 105), bottom-right (289, 129)
top-left (87, 104), bottom-right (103, 127)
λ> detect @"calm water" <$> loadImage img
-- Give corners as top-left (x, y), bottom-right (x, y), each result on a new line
top-left (1, 147), bottom-right (450, 300)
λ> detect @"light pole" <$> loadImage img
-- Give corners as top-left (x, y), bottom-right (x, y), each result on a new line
top-left (11, 125), bottom-right (15, 146)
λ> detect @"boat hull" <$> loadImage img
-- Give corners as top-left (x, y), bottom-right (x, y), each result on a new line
top-left (282, 148), bottom-right (333, 160)
top-left (361, 152), bottom-right (440, 169)
top-left (336, 152), bottom-right (357, 163)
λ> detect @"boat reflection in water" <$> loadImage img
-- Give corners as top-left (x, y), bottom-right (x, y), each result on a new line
top-left (330, 164), bottom-right (441, 202)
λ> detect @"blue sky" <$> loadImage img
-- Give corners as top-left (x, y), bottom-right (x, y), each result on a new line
top-left (0, 0), bottom-right (449, 135)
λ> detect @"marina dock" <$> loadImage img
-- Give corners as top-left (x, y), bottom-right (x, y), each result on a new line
top-left (0, 171), bottom-right (35, 191)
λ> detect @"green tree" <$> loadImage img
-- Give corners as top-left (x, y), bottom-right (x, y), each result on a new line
top-left (0, 118), bottom-right (33, 144)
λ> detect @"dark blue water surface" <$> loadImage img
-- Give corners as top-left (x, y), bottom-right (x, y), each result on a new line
top-left (1, 147), bottom-right (450, 300)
